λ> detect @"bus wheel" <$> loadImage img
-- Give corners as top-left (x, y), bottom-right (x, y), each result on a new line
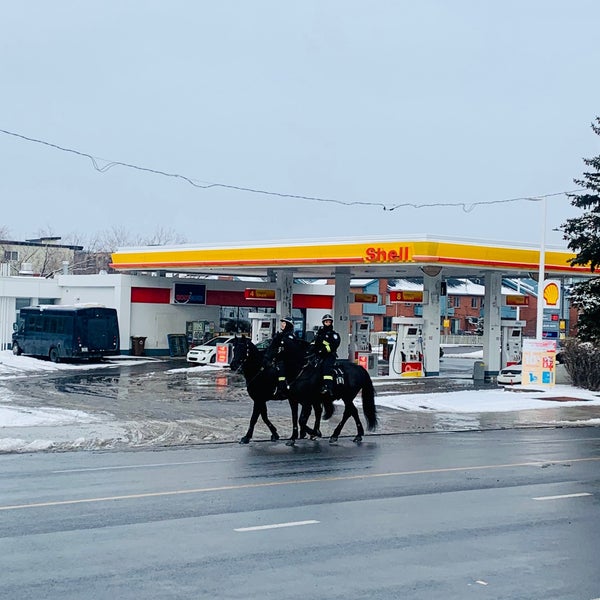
top-left (12, 342), bottom-right (22, 356)
top-left (49, 348), bottom-right (60, 363)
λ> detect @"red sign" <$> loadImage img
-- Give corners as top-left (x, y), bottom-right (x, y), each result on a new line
top-left (244, 288), bottom-right (276, 300)
top-left (353, 293), bottom-right (378, 303)
top-left (216, 344), bottom-right (230, 364)
top-left (389, 290), bottom-right (423, 303)
top-left (364, 246), bottom-right (410, 263)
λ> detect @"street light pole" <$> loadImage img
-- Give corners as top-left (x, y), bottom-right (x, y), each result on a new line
top-left (535, 197), bottom-right (547, 340)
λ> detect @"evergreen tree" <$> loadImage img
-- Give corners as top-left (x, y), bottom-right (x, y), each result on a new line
top-left (561, 117), bottom-right (600, 344)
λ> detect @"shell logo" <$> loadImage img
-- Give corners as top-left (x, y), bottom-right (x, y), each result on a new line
top-left (543, 280), bottom-right (560, 308)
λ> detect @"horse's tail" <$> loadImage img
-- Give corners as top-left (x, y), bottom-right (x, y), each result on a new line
top-left (360, 369), bottom-right (378, 431)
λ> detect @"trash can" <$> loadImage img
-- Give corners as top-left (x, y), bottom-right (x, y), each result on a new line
top-left (473, 360), bottom-right (486, 381)
top-left (131, 336), bottom-right (147, 356)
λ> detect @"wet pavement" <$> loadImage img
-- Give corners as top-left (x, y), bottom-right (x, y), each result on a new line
top-left (2, 356), bottom-right (600, 452)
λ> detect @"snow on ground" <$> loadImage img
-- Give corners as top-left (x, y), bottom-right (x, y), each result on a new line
top-left (1, 350), bottom-right (599, 454)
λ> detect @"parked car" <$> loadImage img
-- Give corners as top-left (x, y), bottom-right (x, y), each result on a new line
top-left (186, 335), bottom-right (235, 366)
top-left (497, 364), bottom-right (522, 385)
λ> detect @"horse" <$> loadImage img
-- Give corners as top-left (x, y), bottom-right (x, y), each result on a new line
top-left (229, 336), bottom-right (330, 445)
top-left (293, 355), bottom-right (378, 444)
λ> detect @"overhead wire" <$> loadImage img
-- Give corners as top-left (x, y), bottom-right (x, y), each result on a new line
top-left (0, 127), bottom-right (584, 212)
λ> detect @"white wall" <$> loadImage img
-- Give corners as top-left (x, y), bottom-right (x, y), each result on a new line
top-left (0, 273), bottom-right (334, 355)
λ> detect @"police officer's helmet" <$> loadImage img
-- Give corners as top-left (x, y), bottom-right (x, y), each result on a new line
top-left (281, 316), bottom-right (293, 326)
top-left (322, 313), bottom-right (334, 324)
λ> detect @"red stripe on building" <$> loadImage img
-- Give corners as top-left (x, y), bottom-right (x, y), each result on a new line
top-left (130, 287), bottom-right (333, 309)
top-left (207, 290), bottom-right (274, 307)
top-left (131, 287), bottom-right (171, 304)
top-left (293, 294), bottom-right (333, 309)
top-left (207, 290), bottom-right (332, 309)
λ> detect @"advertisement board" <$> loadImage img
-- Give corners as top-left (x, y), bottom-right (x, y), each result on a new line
top-left (173, 283), bottom-right (206, 305)
top-left (521, 339), bottom-right (556, 387)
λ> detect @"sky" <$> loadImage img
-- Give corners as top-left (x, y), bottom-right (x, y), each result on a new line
top-left (2, 1), bottom-right (600, 250)
top-left (1, 349), bottom-right (599, 453)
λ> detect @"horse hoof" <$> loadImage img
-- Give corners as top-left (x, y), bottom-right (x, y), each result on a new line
top-left (353, 436), bottom-right (363, 444)
top-left (271, 433), bottom-right (280, 442)
top-left (329, 437), bottom-right (338, 445)
top-left (239, 437), bottom-right (250, 444)
top-left (285, 439), bottom-right (296, 447)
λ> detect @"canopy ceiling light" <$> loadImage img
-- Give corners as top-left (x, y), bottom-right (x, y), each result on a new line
top-left (421, 266), bottom-right (442, 277)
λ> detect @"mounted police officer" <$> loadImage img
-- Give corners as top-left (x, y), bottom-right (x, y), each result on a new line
top-left (313, 313), bottom-right (340, 398)
top-left (265, 316), bottom-right (298, 399)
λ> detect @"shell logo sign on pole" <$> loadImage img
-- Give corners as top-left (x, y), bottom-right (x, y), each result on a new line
top-left (542, 280), bottom-right (561, 309)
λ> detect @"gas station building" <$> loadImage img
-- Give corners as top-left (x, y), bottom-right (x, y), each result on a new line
top-left (110, 235), bottom-right (591, 379)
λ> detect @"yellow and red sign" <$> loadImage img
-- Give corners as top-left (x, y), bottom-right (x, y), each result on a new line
top-left (401, 362), bottom-right (423, 377)
top-left (542, 280), bottom-right (561, 309)
top-left (505, 295), bottom-right (529, 306)
top-left (389, 290), bottom-right (423, 303)
top-left (244, 288), bottom-right (276, 300)
top-left (353, 293), bottom-right (378, 303)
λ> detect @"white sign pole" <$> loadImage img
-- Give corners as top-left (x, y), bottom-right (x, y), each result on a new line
top-left (536, 197), bottom-right (547, 340)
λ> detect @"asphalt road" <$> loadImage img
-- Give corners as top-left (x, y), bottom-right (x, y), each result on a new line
top-left (1, 428), bottom-right (599, 599)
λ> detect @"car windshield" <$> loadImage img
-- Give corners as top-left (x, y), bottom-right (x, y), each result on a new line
top-left (203, 337), bottom-right (231, 347)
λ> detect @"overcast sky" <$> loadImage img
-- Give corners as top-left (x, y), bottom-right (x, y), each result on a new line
top-left (2, 1), bottom-right (599, 249)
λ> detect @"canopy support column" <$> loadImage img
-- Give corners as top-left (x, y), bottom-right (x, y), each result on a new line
top-left (422, 269), bottom-right (442, 376)
top-left (483, 270), bottom-right (502, 377)
top-left (333, 268), bottom-right (351, 359)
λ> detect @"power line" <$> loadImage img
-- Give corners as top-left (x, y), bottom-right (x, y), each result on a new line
top-left (0, 127), bottom-right (583, 212)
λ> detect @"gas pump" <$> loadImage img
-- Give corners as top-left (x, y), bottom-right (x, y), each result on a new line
top-left (249, 312), bottom-right (277, 344)
top-left (350, 318), bottom-right (378, 376)
top-left (501, 319), bottom-right (526, 367)
top-left (388, 317), bottom-right (424, 378)
top-left (349, 318), bottom-right (371, 359)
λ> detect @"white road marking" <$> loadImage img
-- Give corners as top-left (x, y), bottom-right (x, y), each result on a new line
top-left (52, 459), bottom-right (235, 473)
top-left (532, 492), bottom-right (592, 501)
top-left (475, 580), bottom-right (488, 586)
top-left (2, 456), bottom-right (599, 511)
top-left (234, 520), bottom-right (319, 532)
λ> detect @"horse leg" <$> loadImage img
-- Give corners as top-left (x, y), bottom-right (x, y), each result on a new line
top-left (286, 398), bottom-right (299, 446)
top-left (348, 403), bottom-right (365, 444)
top-left (299, 402), bottom-right (317, 439)
top-left (240, 401), bottom-right (262, 444)
top-left (329, 402), bottom-right (352, 444)
top-left (310, 402), bottom-right (322, 440)
top-left (259, 404), bottom-right (279, 442)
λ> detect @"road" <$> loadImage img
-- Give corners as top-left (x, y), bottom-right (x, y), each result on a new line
top-left (1, 428), bottom-right (599, 599)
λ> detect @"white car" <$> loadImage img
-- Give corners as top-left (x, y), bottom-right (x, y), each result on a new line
top-left (497, 364), bottom-right (522, 385)
top-left (186, 335), bottom-right (235, 366)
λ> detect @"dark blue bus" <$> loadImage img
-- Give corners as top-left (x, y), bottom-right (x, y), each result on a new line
top-left (12, 305), bottom-right (120, 362)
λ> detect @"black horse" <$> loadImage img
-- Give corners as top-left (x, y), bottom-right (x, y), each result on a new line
top-left (293, 355), bottom-right (378, 444)
top-left (229, 336), bottom-right (330, 445)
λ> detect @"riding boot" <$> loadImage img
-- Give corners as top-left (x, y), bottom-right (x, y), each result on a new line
top-left (320, 376), bottom-right (334, 398)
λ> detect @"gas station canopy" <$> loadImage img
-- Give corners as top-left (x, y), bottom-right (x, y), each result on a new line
top-left (110, 235), bottom-right (587, 280)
